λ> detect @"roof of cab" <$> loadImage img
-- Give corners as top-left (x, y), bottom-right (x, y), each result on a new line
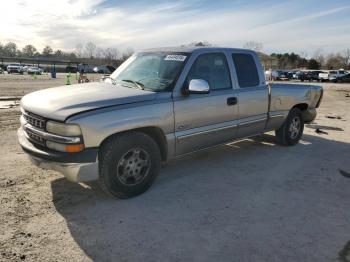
top-left (142, 46), bottom-right (254, 54)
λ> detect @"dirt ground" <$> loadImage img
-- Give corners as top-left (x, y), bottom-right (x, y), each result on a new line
top-left (0, 78), bottom-right (350, 262)
top-left (0, 73), bottom-right (103, 97)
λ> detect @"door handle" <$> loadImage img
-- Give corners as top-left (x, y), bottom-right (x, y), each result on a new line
top-left (227, 97), bottom-right (238, 106)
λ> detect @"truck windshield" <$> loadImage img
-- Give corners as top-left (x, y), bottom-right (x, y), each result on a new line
top-left (109, 52), bottom-right (188, 91)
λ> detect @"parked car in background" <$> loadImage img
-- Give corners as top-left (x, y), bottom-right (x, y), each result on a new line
top-left (93, 65), bottom-right (116, 74)
top-left (319, 70), bottom-right (348, 82)
top-left (18, 47), bottom-right (323, 198)
top-left (66, 66), bottom-right (78, 73)
top-left (77, 64), bottom-right (95, 73)
top-left (286, 71), bottom-right (295, 79)
top-left (106, 65), bottom-right (116, 73)
top-left (7, 63), bottom-right (24, 74)
top-left (309, 71), bottom-right (324, 81)
top-left (293, 71), bottom-right (302, 79)
top-left (27, 66), bottom-right (43, 75)
top-left (296, 71), bottom-right (311, 82)
top-left (265, 69), bottom-right (279, 80)
top-left (330, 73), bottom-right (350, 83)
top-left (22, 65), bottom-right (30, 73)
top-left (265, 69), bottom-right (291, 81)
top-left (278, 71), bottom-right (291, 81)
top-left (297, 71), bottom-right (323, 82)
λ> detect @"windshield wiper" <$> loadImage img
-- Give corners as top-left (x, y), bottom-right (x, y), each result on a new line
top-left (121, 79), bottom-right (145, 90)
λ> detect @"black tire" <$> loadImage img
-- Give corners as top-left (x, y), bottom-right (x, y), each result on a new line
top-left (98, 132), bottom-right (161, 199)
top-left (275, 108), bottom-right (304, 146)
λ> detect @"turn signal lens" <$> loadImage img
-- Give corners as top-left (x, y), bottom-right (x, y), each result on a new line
top-left (46, 140), bottom-right (84, 152)
top-left (65, 144), bottom-right (85, 153)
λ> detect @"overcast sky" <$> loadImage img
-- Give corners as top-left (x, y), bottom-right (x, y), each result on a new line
top-left (1, 0), bottom-right (350, 55)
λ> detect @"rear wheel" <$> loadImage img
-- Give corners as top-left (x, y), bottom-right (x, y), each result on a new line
top-left (98, 132), bottom-right (161, 199)
top-left (275, 108), bottom-right (304, 146)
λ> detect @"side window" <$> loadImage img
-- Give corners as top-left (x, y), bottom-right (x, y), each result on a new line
top-left (232, 53), bottom-right (259, 88)
top-left (186, 53), bottom-right (231, 91)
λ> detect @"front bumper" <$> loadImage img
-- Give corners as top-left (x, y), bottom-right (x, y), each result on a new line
top-left (17, 127), bottom-right (99, 182)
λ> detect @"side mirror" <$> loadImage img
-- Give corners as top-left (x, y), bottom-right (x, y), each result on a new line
top-left (186, 79), bottom-right (210, 95)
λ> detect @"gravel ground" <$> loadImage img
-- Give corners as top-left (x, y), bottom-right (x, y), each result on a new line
top-left (0, 80), bottom-right (349, 262)
top-left (0, 73), bottom-right (103, 97)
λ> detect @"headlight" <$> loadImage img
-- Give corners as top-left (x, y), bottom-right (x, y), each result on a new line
top-left (46, 121), bottom-right (82, 136)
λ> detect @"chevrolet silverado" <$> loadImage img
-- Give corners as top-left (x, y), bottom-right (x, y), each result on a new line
top-left (18, 47), bottom-right (323, 198)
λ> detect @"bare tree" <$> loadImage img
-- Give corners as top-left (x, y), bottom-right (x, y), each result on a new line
top-left (312, 48), bottom-right (325, 67)
top-left (243, 41), bottom-right (263, 52)
top-left (325, 53), bottom-right (345, 69)
top-left (104, 48), bottom-right (120, 61)
top-left (54, 49), bottom-right (63, 58)
top-left (22, 44), bottom-right (37, 57)
top-left (298, 51), bottom-right (308, 59)
top-left (42, 46), bottom-right (53, 57)
top-left (122, 47), bottom-right (134, 60)
top-left (75, 43), bottom-right (83, 58)
top-left (3, 42), bottom-right (17, 57)
top-left (343, 49), bottom-right (350, 69)
top-left (95, 47), bottom-right (105, 59)
top-left (84, 42), bottom-right (97, 59)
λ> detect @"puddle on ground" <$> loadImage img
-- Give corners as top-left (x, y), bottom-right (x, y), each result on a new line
top-left (0, 100), bottom-right (20, 109)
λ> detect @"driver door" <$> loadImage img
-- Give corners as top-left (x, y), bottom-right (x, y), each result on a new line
top-left (173, 52), bottom-right (239, 155)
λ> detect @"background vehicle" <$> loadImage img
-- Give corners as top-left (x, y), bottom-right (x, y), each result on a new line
top-left (66, 66), bottom-right (78, 73)
top-left (293, 71), bottom-right (301, 79)
top-left (265, 69), bottom-right (279, 80)
top-left (77, 63), bottom-right (95, 73)
top-left (93, 65), bottom-right (116, 74)
top-left (7, 63), bottom-right (24, 74)
top-left (319, 70), bottom-right (348, 82)
top-left (18, 47), bottom-right (323, 198)
top-left (309, 71), bottom-right (324, 81)
top-left (297, 71), bottom-right (312, 82)
top-left (22, 65), bottom-right (28, 73)
top-left (265, 69), bottom-right (291, 81)
top-left (278, 71), bottom-right (291, 81)
top-left (27, 66), bottom-right (43, 75)
top-left (330, 73), bottom-right (350, 83)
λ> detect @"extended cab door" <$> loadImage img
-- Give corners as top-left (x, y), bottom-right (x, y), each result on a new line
top-left (230, 52), bottom-right (269, 138)
top-left (173, 52), bottom-right (239, 155)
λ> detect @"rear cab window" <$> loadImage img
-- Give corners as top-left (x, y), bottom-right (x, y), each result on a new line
top-left (231, 53), bottom-right (260, 88)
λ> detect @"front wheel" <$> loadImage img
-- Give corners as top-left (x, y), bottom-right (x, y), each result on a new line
top-left (275, 108), bottom-right (304, 146)
top-left (98, 132), bottom-right (161, 199)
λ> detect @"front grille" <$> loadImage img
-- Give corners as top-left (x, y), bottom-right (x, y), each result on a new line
top-left (23, 112), bottom-right (46, 130)
top-left (22, 111), bottom-right (47, 147)
top-left (26, 128), bottom-right (46, 146)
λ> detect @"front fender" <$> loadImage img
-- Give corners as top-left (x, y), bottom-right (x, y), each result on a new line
top-left (67, 100), bottom-right (174, 148)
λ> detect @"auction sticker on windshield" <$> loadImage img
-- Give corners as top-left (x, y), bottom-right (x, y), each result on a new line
top-left (164, 55), bottom-right (187, 61)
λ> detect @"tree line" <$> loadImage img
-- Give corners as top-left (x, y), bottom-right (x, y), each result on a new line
top-left (243, 41), bottom-right (350, 70)
top-left (0, 41), bottom-right (134, 67)
top-left (1, 40), bottom-right (349, 70)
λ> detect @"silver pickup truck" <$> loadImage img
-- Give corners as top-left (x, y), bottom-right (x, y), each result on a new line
top-left (18, 47), bottom-right (323, 198)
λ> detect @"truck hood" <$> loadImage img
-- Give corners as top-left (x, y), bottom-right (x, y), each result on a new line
top-left (21, 82), bottom-right (157, 121)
